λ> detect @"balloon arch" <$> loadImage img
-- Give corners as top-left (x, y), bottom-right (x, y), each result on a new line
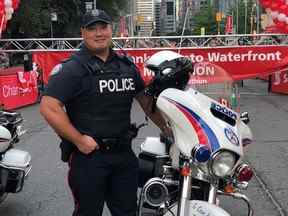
top-left (0, 0), bottom-right (20, 37)
top-left (259, 0), bottom-right (288, 33)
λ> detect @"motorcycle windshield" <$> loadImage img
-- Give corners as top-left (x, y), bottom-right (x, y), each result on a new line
top-left (188, 61), bottom-right (240, 112)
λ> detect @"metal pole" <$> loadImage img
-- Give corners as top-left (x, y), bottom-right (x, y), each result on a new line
top-left (50, 21), bottom-right (53, 38)
top-left (244, 0), bottom-right (247, 34)
top-left (130, 0), bottom-right (134, 37)
top-left (236, 0), bottom-right (239, 34)
top-left (94, 0), bottom-right (96, 9)
top-left (256, 1), bottom-right (260, 33)
top-left (179, 6), bottom-right (189, 50)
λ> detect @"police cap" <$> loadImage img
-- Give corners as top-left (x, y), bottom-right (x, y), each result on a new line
top-left (81, 9), bottom-right (112, 27)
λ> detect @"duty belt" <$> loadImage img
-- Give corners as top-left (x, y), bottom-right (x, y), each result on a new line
top-left (95, 137), bottom-right (131, 153)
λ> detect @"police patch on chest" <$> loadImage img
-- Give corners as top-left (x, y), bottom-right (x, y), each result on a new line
top-left (99, 78), bottom-right (135, 93)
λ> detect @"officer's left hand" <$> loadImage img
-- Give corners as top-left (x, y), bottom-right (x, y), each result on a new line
top-left (76, 135), bottom-right (99, 154)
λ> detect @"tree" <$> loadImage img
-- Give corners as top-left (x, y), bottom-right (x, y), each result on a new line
top-left (4, 0), bottom-right (128, 38)
top-left (192, 4), bottom-right (218, 35)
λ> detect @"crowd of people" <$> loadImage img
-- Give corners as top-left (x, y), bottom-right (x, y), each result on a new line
top-left (0, 52), bottom-right (10, 69)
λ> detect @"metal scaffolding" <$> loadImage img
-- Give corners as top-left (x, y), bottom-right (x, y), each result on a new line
top-left (0, 33), bottom-right (288, 52)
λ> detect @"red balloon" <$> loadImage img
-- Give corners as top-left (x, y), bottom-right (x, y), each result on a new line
top-left (279, 5), bottom-right (288, 14)
top-left (283, 25), bottom-right (288, 33)
top-left (12, 0), bottom-right (20, 10)
top-left (271, 2), bottom-right (280, 11)
top-left (0, 1), bottom-right (4, 10)
top-left (1, 20), bottom-right (7, 32)
top-left (275, 20), bottom-right (286, 30)
top-left (261, 0), bottom-right (272, 8)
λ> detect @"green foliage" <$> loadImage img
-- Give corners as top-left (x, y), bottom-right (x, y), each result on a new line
top-left (5, 0), bottom-right (128, 38)
top-left (192, 4), bottom-right (218, 35)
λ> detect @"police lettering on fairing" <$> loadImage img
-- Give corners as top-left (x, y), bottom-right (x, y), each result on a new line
top-left (211, 102), bottom-right (237, 120)
top-left (99, 78), bottom-right (135, 93)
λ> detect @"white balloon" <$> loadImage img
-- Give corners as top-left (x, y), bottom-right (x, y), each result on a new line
top-left (271, 11), bottom-right (279, 19)
top-left (5, 7), bottom-right (14, 14)
top-left (278, 13), bottom-right (287, 22)
top-left (5, 13), bottom-right (12, 20)
top-left (4, 0), bottom-right (12, 7)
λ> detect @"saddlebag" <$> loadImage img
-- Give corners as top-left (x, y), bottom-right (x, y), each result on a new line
top-left (0, 149), bottom-right (31, 193)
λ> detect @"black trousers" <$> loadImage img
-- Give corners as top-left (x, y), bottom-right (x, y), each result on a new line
top-left (68, 148), bottom-right (139, 216)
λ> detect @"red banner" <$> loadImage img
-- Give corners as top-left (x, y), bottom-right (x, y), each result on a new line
top-left (32, 51), bottom-right (72, 84)
top-left (0, 66), bottom-right (38, 109)
top-left (33, 46), bottom-right (288, 87)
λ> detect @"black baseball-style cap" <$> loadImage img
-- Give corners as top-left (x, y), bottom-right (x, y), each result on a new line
top-left (81, 9), bottom-right (112, 27)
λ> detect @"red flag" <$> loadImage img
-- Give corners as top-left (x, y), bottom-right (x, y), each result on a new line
top-left (225, 15), bottom-right (233, 34)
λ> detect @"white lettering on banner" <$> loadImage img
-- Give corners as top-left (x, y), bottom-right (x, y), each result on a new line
top-left (284, 73), bottom-right (288, 83)
top-left (143, 67), bottom-right (155, 77)
top-left (188, 79), bottom-right (208, 85)
top-left (131, 53), bottom-right (151, 64)
top-left (273, 71), bottom-right (288, 85)
top-left (189, 54), bottom-right (204, 62)
top-left (99, 78), bottom-right (135, 93)
top-left (193, 64), bottom-right (215, 76)
top-left (2, 85), bottom-right (32, 98)
top-left (208, 51), bottom-right (282, 62)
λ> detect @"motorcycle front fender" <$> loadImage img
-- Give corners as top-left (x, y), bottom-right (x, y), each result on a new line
top-left (164, 200), bottom-right (230, 216)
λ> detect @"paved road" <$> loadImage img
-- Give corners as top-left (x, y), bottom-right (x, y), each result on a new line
top-left (0, 79), bottom-right (287, 216)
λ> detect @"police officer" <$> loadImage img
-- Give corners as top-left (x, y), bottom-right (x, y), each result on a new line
top-left (40, 9), bottom-right (169, 216)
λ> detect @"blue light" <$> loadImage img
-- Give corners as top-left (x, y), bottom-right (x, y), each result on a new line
top-left (194, 145), bottom-right (211, 163)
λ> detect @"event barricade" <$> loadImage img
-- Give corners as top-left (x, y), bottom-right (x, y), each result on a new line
top-left (0, 66), bottom-right (38, 110)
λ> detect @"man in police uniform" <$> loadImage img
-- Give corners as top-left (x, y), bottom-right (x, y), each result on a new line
top-left (40, 9), bottom-right (169, 216)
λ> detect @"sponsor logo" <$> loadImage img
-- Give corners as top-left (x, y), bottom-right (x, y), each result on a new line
top-left (211, 102), bottom-right (237, 120)
top-left (2, 85), bottom-right (32, 98)
top-left (50, 64), bottom-right (62, 76)
top-left (224, 127), bottom-right (239, 146)
top-left (99, 78), bottom-right (135, 93)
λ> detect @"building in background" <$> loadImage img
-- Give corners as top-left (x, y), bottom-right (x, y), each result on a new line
top-left (135, 0), bottom-right (154, 36)
top-left (154, 0), bottom-right (161, 35)
top-left (160, 0), bottom-right (176, 35)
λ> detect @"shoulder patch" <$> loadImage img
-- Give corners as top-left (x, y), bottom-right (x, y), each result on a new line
top-left (50, 64), bottom-right (63, 76)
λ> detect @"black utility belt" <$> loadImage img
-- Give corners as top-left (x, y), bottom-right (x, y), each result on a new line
top-left (95, 137), bottom-right (131, 153)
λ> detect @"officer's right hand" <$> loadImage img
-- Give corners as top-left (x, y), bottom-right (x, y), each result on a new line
top-left (76, 135), bottom-right (99, 154)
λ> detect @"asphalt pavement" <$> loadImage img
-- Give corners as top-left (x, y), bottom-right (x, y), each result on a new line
top-left (0, 78), bottom-right (287, 216)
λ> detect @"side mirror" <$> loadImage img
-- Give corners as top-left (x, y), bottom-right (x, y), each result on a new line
top-left (240, 111), bottom-right (250, 124)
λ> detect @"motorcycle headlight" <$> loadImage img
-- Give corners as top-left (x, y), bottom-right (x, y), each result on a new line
top-left (210, 151), bottom-right (236, 177)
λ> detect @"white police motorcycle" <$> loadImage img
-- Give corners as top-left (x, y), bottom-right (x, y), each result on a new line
top-left (137, 51), bottom-right (254, 216)
top-left (0, 109), bottom-right (31, 204)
